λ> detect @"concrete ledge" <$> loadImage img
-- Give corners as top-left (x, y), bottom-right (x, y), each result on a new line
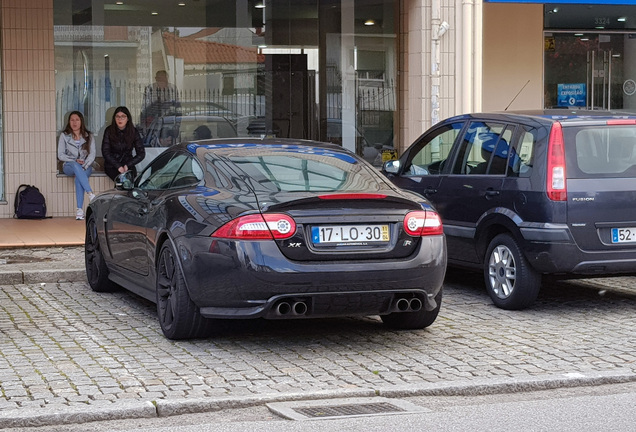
top-left (0, 271), bottom-right (23, 285)
top-left (376, 369), bottom-right (636, 398)
top-left (0, 269), bottom-right (86, 285)
top-left (155, 388), bottom-right (376, 417)
top-left (0, 401), bottom-right (156, 429)
top-left (23, 269), bottom-right (86, 284)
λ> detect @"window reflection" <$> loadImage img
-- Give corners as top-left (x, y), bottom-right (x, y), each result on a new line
top-left (53, 0), bottom-right (397, 171)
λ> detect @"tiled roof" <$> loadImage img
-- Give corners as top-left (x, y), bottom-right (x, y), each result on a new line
top-left (181, 28), bottom-right (222, 40)
top-left (162, 32), bottom-right (264, 64)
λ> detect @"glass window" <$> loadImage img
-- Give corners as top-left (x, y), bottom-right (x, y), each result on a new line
top-left (509, 126), bottom-right (535, 178)
top-left (225, 151), bottom-right (385, 192)
top-left (452, 121), bottom-right (510, 175)
top-left (544, 32), bottom-right (629, 111)
top-left (53, 0), bottom-right (398, 172)
top-left (403, 122), bottom-right (464, 176)
top-left (170, 157), bottom-right (204, 188)
top-left (138, 152), bottom-right (188, 190)
top-left (567, 126), bottom-right (636, 178)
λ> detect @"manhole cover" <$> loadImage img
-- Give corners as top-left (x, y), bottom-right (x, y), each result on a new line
top-left (267, 397), bottom-right (430, 421)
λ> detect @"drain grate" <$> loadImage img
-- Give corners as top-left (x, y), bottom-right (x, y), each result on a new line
top-left (295, 402), bottom-right (405, 418)
top-left (267, 397), bottom-right (430, 421)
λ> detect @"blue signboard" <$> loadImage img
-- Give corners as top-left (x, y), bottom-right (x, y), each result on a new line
top-left (486, 1), bottom-right (634, 4)
top-left (557, 83), bottom-right (586, 107)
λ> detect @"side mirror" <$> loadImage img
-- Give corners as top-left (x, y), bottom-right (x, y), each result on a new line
top-left (115, 171), bottom-right (134, 191)
top-left (382, 159), bottom-right (400, 175)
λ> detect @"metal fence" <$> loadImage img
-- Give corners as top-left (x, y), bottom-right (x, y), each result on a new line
top-left (55, 79), bottom-right (266, 133)
top-left (56, 77), bottom-right (396, 140)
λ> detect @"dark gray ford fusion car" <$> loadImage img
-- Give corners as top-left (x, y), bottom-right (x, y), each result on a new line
top-left (85, 139), bottom-right (446, 339)
top-left (383, 110), bottom-right (636, 310)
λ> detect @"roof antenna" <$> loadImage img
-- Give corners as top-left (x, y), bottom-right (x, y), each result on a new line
top-left (505, 80), bottom-right (530, 111)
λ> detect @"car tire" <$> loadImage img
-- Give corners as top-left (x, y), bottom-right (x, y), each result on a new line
top-left (381, 289), bottom-right (442, 330)
top-left (84, 213), bottom-right (119, 293)
top-left (484, 233), bottom-right (541, 310)
top-left (156, 242), bottom-right (211, 340)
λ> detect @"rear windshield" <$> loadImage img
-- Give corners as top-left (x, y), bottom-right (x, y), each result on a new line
top-left (565, 126), bottom-right (636, 178)
top-left (227, 151), bottom-right (387, 192)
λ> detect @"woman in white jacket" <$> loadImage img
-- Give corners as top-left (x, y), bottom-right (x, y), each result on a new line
top-left (57, 111), bottom-right (96, 220)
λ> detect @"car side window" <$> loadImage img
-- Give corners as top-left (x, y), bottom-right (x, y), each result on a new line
top-left (509, 126), bottom-right (536, 177)
top-left (137, 152), bottom-right (188, 191)
top-left (170, 157), bottom-right (204, 188)
top-left (453, 121), bottom-right (512, 175)
top-left (403, 122), bottom-right (464, 176)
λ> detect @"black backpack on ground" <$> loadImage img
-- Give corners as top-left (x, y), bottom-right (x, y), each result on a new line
top-left (14, 184), bottom-right (47, 219)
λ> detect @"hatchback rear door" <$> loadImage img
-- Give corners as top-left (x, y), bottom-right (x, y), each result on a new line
top-left (563, 122), bottom-right (636, 252)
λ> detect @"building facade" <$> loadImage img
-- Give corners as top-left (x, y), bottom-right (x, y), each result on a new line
top-left (0, 0), bottom-right (634, 218)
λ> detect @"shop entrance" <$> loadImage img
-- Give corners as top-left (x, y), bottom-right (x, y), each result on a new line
top-left (587, 47), bottom-right (620, 110)
top-left (544, 33), bottom-right (636, 111)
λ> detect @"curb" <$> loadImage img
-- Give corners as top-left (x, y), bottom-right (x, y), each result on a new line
top-left (0, 268), bottom-right (85, 285)
top-left (0, 401), bottom-right (156, 429)
top-left (0, 370), bottom-right (634, 429)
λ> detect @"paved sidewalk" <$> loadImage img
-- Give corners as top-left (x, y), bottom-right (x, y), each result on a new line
top-left (0, 247), bottom-right (635, 429)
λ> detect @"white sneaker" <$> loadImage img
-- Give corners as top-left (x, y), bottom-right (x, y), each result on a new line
top-left (76, 208), bottom-right (84, 220)
top-left (88, 192), bottom-right (96, 202)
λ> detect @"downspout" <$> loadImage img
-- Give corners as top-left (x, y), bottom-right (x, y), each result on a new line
top-left (474, 0), bottom-right (483, 112)
top-left (462, 0), bottom-right (475, 113)
top-left (431, 0), bottom-right (449, 126)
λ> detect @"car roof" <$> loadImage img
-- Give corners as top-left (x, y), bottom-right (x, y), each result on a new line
top-left (181, 138), bottom-right (352, 155)
top-left (443, 110), bottom-right (636, 126)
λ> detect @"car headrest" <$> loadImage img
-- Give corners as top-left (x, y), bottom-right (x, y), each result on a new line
top-left (479, 133), bottom-right (500, 160)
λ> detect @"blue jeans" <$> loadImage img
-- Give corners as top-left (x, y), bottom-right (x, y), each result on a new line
top-left (63, 161), bottom-right (93, 208)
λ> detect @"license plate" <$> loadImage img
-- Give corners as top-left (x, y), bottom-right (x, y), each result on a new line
top-left (312, 224), bottom-right (389, 245)
top-left (611, 227), bottom-right (636, 243)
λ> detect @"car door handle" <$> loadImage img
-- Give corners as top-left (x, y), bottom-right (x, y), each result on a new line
top-left (483, 189), bottom-right (500, 198)
top-left (424, 188), bottom-right (438, 195)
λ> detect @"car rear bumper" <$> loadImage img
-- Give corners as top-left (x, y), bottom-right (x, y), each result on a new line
top-left (520, 227), bottom-right (636, 275)
top-left (175, 236), bottom-right (446, 319)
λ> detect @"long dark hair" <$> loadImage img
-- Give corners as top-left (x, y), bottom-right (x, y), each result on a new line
top-left (63, 110), bottom-right (92, 152)
top-left (107, 106), bottom-right (137, 145)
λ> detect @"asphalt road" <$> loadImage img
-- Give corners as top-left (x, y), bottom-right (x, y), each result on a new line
top-left (0, 249), bottom-right (635, 429)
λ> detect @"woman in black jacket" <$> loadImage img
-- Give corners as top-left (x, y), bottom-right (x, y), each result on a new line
top-left (102, 106), bottom-right (145, 181)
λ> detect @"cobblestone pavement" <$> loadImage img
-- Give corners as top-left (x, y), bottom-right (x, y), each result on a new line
top-left (0, 248), bottom-right (635, 428)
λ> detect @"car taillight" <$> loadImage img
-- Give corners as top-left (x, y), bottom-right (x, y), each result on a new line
top-left (212, 213), bottom-right (296, 240)
top-left (403, 210), bottom-right (443, 237)
top-left (547, 122), bottom-right (567, 201)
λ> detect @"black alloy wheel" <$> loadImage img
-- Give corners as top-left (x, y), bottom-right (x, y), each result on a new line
top-left (84, 213), bottom-right (118, 293)
top-left (156, 242), bottom-right (211, 340)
